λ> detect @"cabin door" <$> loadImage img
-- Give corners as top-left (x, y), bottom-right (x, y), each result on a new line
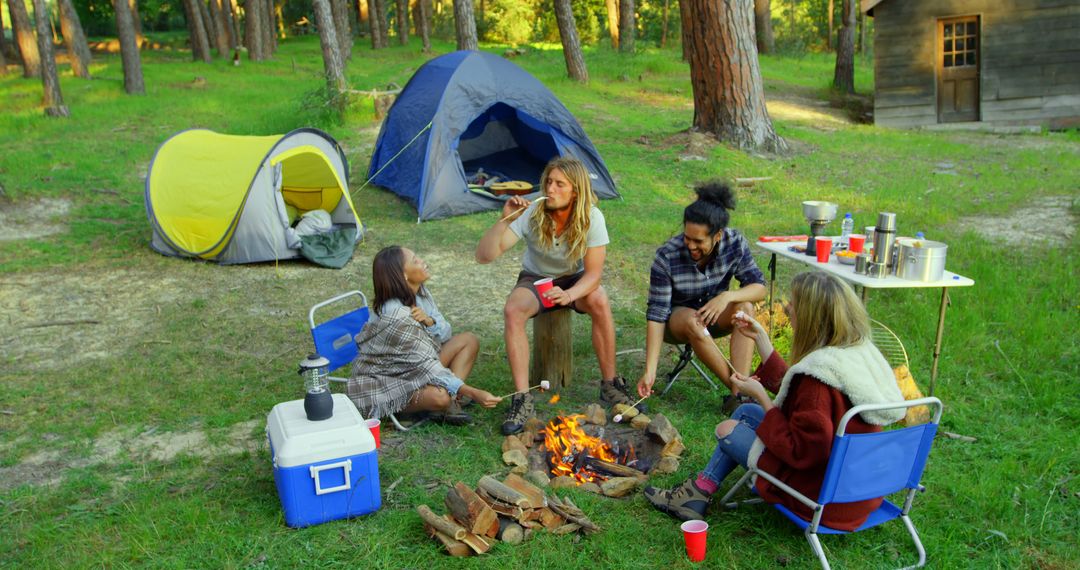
top-left (937, 16), bottom-right (980, 122)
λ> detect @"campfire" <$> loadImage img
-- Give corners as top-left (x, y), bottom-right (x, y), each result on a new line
top-left (502, 403), bottom-right (687, 497)
top-left (544, 414), bottom-right (637, 483)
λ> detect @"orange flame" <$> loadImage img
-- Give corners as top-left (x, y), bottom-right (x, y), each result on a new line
top-left (543, 415), bottom-right (632, 483)
top-left (548, 394), bottom-right (561, 404)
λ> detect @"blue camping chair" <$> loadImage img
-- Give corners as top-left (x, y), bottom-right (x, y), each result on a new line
top-left (308, 290), bottom-right (419, 431)
top-left (720, 397), bottom-right (944, 570)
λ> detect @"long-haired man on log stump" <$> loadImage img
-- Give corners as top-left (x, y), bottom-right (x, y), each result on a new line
top-left (476, 157), bottom-right (633, 435)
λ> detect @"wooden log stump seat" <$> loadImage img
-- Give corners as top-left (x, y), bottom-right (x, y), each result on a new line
top-left (530, 310), bottom-right (573, 389)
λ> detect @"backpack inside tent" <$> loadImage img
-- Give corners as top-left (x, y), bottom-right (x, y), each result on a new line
top-left (145, 128), bottom-right (363, 267)
top-left (368, 50), bottom-right (620, 221)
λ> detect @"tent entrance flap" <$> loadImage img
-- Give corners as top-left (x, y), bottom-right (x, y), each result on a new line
top-left (457, 103), bottom-right (558, 185)
top-left (276, 148), bottom-right (349, 214)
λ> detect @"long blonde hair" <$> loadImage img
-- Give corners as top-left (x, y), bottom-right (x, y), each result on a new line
top-left (529, 157), bottom-right (597, 262)
top-left (788, 272), bottom-right (870, 365)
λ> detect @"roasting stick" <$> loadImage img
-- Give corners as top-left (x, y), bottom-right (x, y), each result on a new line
top-left (497, 380), bottom-right (550, 400)
top-left (612, 394), bottom-right (650, 423)
top-left (498, 196), bottom-right (547, 223)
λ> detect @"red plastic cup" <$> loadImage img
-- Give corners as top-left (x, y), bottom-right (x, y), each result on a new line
top-left (815, 237), bottom-right (833, 263)
top-left (848, 234), bottom-right (866, 253)
top-left (534, 277), bottom-right (555, 308)
top-left (681, 519), bottom-right (709, 562)
top-left (365, 418), bottom-right (381, 449)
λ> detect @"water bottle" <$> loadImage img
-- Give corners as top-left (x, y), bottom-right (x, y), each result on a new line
top-left (840, 213), bottom-right (854, 247)
top-left (915, 231), bottom-right (925, 240)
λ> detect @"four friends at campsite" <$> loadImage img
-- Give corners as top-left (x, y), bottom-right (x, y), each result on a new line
top-left (348, 156), bottom-right (904, 525)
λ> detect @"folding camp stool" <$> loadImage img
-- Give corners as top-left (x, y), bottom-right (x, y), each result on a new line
top-left (308, 290), bottom-right (423, 431)
top-left (660, 343), bottom-right (720, 396)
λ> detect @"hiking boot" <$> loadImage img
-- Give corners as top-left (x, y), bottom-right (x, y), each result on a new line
top-left (432, 400), bottom-right (472, 426)
top-left (600, 376), bottom-right (648, 413)
top-left (643, 478), bottom-right (712, 521)
top-left (501, 392), bottom-right (535, 435)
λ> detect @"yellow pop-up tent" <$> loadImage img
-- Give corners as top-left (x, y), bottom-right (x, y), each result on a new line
top-left (145, 128), bottom-right (362, 265)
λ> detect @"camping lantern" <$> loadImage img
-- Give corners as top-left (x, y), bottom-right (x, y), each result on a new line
top-left (298, 353), bottom-right (333, 421)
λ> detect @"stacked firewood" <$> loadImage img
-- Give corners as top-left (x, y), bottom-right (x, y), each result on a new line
top-left (416, 473), bottom-right (601, 556)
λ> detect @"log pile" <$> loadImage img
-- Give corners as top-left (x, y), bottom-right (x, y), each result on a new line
top-left (417, 473), bottom-right (601, 556)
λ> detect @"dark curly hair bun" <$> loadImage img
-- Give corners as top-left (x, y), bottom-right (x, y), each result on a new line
top-left (684, 180), bottom-right (735, 233)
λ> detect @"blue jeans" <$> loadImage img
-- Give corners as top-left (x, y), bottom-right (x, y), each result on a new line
top-left (701, 403), bottom-right (765, 485)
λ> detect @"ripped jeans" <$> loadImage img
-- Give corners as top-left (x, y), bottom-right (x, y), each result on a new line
top-left (701, 403), bottom-right (765, 485)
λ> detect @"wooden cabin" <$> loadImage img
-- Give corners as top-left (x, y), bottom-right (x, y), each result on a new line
top-left (863, 0), bottom-right (1080, 129)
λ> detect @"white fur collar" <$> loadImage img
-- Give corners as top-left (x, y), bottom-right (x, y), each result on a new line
top-left (774, 341), bottom-right (905, 425)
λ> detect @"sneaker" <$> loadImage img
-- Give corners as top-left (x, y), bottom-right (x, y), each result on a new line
top-left (501, 392), bottom-right (535, 435)
top-left (722, 394), bottom-right (755, 415)
top-left (600, 376), bottom-right (647, 413)
top-left (432, 400), bottom-right (472, 426)
top-left (643, 478), bottom-right (712, 521)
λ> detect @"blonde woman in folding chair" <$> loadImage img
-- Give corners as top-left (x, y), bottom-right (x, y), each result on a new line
top-left (644, 271), bottom-right (905, 530)
top-left (347, 246), bottom-right (501, 426)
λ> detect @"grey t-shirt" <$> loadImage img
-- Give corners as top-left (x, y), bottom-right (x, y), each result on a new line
top-left (508, 203), bottom-right (609, 277)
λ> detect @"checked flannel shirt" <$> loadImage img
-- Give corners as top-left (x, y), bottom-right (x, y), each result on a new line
top-left (646, 230), bottom-right (766, 323)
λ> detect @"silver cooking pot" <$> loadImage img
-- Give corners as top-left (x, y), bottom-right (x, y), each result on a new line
top-left (894, 238), bottom-right (947, 282)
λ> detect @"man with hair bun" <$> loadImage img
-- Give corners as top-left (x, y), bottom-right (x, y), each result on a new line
top-left (637, 181), bottom-right (767, 409)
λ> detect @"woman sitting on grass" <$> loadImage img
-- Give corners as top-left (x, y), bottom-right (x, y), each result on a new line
top-left (644, 271), bottom-right (905, 530)
top-left (347, 246), bottom-right (501, 424)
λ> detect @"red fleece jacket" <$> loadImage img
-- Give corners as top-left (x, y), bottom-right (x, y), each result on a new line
top-left (752, 351), bottom-right (883, 531)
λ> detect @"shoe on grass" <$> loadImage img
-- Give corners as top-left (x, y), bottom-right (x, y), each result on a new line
top-left (431, 400), bottom-right (472, 426)
top-left (643, 478), bottom-right (712, 521)
top-left (501, 392), bottom-right (535, 435)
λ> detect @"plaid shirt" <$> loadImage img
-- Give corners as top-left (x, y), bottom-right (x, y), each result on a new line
top-left (646, 230), bottom-right (766, 323)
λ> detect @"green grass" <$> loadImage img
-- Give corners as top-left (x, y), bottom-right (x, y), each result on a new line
top-left (2, 36), bottom-right (1078, 569)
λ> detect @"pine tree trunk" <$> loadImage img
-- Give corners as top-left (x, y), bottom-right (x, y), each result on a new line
top-left (367, 0), bottom-right (379, 47)
top-left (418, 0), bottom-right (431, 52)
top-left (553, 0), bottom-right (587, 82)
top-left (129, 0), bottom-right (144, 48)
top-left (113, 0), bottom-right (144, 94)
top-left (753, 0), bottom-right (773, 54)
top-left (832, 0), bottom-right (854, 93)
top-left (452, 0), bottom-right (477, 51)
top-left (684, 0), bottom-right (785, 152)
top-left (183, 0), bottom-right (212, 62)
top-left (859, 8), bottom-right (867, 55)
top-left (679, 0), bottom-right (691, 62)
top-left (660, 0), bottom-right (668, 48)
top-left (197, 0), bottom-right (219, 56)
top-left (32, 0), bottom-right (68, 116)
top-left (57, 0), bottom-right (91, 78)
top-left (618, 0), bottom-right (634, 53)
top-left (357, 0), bottom-right (367, 35)
top-left (208, 0), bottom-right (230, 56)
top-left (261, 0), bottom-right (275, 56)
top-left (223, 0), bottom-right (239, 48)
top-left (312, 0), bottom-right (346, 99)
top-left (7, 0), bottom-right (40, 78)
top-left (827, 0), bottom-right (834, 49)
top-left (331, 0), bottom-right (352, 59)
top-left (245, 0), bottom-right (266, 60)
top-left (0, 7), bottom-right (9, 69)
top-left (605, 0), bottom-right (618, 49)
top-left (395, 0), bottom-right (408, 45)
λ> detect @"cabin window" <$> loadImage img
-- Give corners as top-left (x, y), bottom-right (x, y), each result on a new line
top-left (942, 17), bottom-right (978, 68)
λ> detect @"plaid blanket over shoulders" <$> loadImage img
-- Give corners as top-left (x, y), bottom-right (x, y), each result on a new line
top-left (347, 305), bottom-right (452, 419)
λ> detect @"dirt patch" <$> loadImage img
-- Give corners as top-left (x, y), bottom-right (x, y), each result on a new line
top-left (0, 198), bottom-right (72, 241)
top-left (956, 195), bottom-right (1077, 246)
top-left (0, 420), bottom-right (263, 492)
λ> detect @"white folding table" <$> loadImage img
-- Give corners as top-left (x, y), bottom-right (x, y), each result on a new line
top-left (756, 239), bottom-right (975, 395)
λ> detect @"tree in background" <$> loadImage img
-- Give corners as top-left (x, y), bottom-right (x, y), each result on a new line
top-left (417, 0), bottom-right (432, 52)
top-left (56, 0), bottom-right (92, 78)
top-left (0, 15), bottom-right (6, 75)
top-left (368, 0), bottom-right (388, 48)
top-left (832, 0), bottom-right (854, 92)
top-left (754, 0), bottom-right (773, 54)
top-left (223, 0), bottom-right (240, 48)
top-left (183, 0), bottom-right (212, 62)
top-left (332, 0), bottom-right (353, 58)
top-left (617, 0), bottom-right (634, 53)
top-left (553, 0), bottom-right (586, 82)
top-left (112, 0), bottom-right (144, 93)
top-left (453, 0), bottom-right (477, 50)
top-left (605, 0), bottom-right (617, 49)
top-left (394, 0), bottom-right (407, 44)
top-left (683, 0), bottom-right (785, 152)
top-left (312, 0), bottom-right (346, 107)
top-left (245, 0), bottom-right (267, 59)
top-left (207, 0), bottom-right (231, 57)
top-left (128, 0), bottom-right (144, 47)
top-left (31, 0), bottom-right (68, 116)
top-left (7, 0), bottom-right (41, 78)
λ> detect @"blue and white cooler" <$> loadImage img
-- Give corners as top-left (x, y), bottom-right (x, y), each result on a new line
top-left (266, 393), bottom-right (381, 528)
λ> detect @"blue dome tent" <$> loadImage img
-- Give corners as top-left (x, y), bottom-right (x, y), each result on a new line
top-left (367, 50), bottom-right (619, 221)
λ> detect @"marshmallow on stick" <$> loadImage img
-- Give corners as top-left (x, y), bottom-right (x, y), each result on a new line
top-left (612, 394), bottom-right (650, 423)
top-left (497, 380), bottom-right (550, 400)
